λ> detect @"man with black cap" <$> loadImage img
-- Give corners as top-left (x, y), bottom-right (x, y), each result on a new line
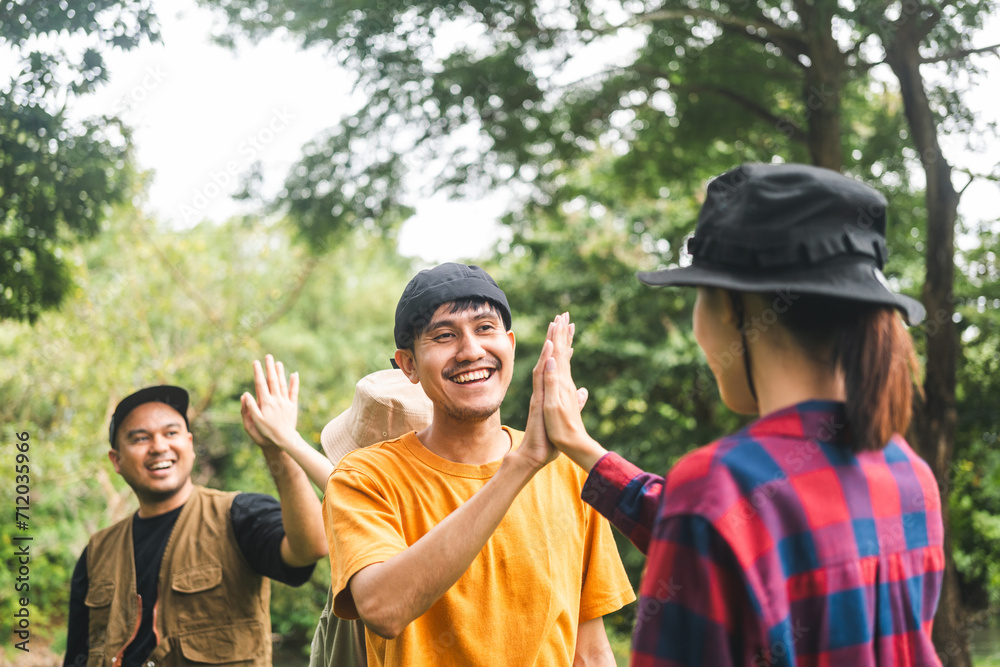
top-left (64, 370), bottom-right (328, 667)
top-left (322, 263), bottom-right (635, 666)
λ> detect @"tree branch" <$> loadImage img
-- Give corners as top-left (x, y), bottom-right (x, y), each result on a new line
top-left (914, 6), bottom-right (941, 43)
top-left (921, 42), bottom-right (1000, 64)
top-left (626, 8), bottom-right (808, 52)
top-left (957, 173), bottom-right (974, 197)
top-left (954, 166), bottom-right (1000, 186)
top-left (630, 64), bottom-right (808, 144)
top-left (141, 226), bottom-right (223, 327)
top-left (683, 83), bottom-right (807, 143)
top-left (247, 258), bottom-right (319, 335)
top-left (720, 24), bottom-right (809, 67)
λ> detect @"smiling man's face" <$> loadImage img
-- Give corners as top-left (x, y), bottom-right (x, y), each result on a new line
top-left (399, 301), bottom-right (515, 425)
top-left (109, 401), bottom-right (195, 514)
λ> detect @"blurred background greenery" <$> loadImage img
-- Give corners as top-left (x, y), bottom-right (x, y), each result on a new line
top-left (2, 0), bottom-right (999, 664)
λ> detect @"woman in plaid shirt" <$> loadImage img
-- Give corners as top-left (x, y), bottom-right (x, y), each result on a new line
top-left (534, 163), bottom-right (944, 666)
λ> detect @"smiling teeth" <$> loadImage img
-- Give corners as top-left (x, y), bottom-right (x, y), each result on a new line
top-left (149, 461), bottom-right (173, 470)
top-left (453, 369), bottom-right (492, 384)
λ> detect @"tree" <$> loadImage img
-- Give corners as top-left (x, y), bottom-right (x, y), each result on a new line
top-left (0, 0), bottom-right (158, 322)
top-left (201, 0), bottom-right (999, 660)
top-left (876, 6), bottom-right (999, 663)
top-left (0, 204), bottom-right (417, 656)
top-left (947, 218), bottom-right (1000, 635)
top-left (198, 0), bottom-right (995, 215)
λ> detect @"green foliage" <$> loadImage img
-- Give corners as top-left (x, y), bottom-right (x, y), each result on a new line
top-left (949, 221), bottom-right (1000, 610)
top-left (198, 0), bottom-right (994, 245)
top-left (608, 622), bottom-right (632, 664)
top-left (0, 206), bottom-right (417, 653)
top-left (494, 156), bottom-right (741, 468)
top-left (0, 0), bottom-right (159, 322)
top-left (2, 1), bottom-right (997, 660)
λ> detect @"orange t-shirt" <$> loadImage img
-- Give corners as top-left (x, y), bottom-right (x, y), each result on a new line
top-left (323, 427), bottom-right (635, 667)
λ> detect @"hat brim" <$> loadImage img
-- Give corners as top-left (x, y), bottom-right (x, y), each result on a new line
top-left (637, 262), bottom-right (925, 326)
top-left (320, 411), bottom-right (358, 467)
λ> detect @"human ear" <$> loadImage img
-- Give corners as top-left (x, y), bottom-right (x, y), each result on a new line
top-left (394, 349), bottom-right (420, 383)
top-left (108, 449), bottom-right (122, 474)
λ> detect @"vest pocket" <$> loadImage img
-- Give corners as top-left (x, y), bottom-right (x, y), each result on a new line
top-left (86, 647), bottom-right (108, 667)
top-left (84, 579), bottom-right (116, 648)
top-left (177, 620), bottom-right (266, 664)
top-left (171, 562), bottom-right (223, 593)
top-left (171, 562), bottom-right (225, 625)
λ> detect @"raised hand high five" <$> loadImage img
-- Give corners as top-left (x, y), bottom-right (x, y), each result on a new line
top-left (241, 354), bottom-right (300, 451)
top-left (535, 313), bottom-right (607, 473)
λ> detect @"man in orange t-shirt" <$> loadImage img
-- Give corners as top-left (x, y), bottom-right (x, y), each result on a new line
top-left (323, 263), bottom-right (635, 666)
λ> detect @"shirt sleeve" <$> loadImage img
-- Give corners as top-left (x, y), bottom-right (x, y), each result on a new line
top-left (323, 466), bottom-right (409, 620)
top-left (631, 513), bottom-right (757, 667)
top-left (581, 452), bottom-right (665, 554)
top-left (230, 492), bottom-right (316, 587)
top-left (63, 547), bottom-right (89, 667)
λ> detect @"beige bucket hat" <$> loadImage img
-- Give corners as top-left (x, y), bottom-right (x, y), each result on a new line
top-left (320, 369), bottom-right (434, 465)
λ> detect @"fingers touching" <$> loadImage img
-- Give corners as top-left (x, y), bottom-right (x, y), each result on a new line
top-left (244, 354), bottom-right (299, 448)
top-left (253, 354), bottom-right (298, 401)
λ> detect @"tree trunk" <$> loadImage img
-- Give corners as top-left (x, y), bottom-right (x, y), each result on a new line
top-left (884, 14), bottom-right (969, 667)
top-left (800, 0), bottom-right (844, 170)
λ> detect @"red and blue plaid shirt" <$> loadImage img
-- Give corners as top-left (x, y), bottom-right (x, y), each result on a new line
top-left (582, 400), bottom-right (944, 666)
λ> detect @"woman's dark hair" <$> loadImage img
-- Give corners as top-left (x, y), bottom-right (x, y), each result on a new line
top-left (776, 295), bottom-right (922, 453)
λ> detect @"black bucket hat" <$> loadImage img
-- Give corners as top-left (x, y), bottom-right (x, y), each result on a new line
top-left (109, 385), bottom-right (190, 447)
top-left (637, 163), bottom-right (925, 325)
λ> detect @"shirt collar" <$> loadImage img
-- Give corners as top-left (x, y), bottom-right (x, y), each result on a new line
top-left (744, 400), bottom-right (849, 444)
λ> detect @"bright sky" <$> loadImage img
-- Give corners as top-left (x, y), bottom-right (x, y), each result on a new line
top-left (9, 2), bottom-right (1000, 262)
top-left (60, 0), bottom-right (514, 263)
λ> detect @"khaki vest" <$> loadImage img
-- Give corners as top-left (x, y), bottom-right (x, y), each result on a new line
top-left (85, 486), bottom-right (272, 667)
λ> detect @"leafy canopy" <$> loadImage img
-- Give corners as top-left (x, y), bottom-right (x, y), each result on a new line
top-left (199, 0), bottom-right (994, 243)
top-left (0, 0), bottom-right (158, 321)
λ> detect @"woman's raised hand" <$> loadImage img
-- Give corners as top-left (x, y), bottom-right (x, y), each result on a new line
top-left (534, 313), bottom-right (607, 473)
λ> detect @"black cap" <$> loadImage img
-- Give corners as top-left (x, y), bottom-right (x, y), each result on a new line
top-left (637, 163), bottom-right (925, 325)
top-left (109, 385), bottom-right (190, 447)
top-left (393, 263), bottom-right (512, 350)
